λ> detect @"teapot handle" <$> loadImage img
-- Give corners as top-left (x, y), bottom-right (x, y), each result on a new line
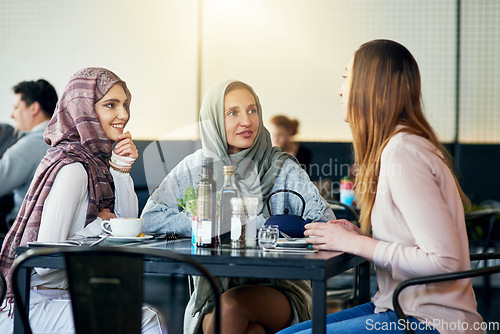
top-left (266, 189), bottom-right (306, 218)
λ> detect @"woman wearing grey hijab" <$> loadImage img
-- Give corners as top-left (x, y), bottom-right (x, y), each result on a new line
top-left (142, 80), bottom-right (335, 334)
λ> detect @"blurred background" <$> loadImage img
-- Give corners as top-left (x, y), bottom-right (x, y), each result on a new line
top-left (1, 0), bottom-right (498, 143)
top-left (2, 2), bottom-right (500, 331)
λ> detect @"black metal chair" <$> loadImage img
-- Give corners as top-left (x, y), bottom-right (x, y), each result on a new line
top-left (11, 246), bottom-right (220, 334)
top-left (393, 252), bottom-right (500, 334)
top-left (465, 208), bottom-right (500, 254)
top-left (328, 200), bottom-right (359, 223)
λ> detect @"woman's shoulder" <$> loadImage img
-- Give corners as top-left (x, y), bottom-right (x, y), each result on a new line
top-left (279, 157), bottom-right (303, 173)
top-left (386, 132), bottom-right (435, 152)
top-left (383, 132), bottom-right (442, 166)
top-left (276, 158), bottom-right (311, 186)
top-left (174, 149), bottom-right (203, 167)
top-left (58, 162), bottom-right (86, 173)
top-left (56, 162), bottom-right (87, 183)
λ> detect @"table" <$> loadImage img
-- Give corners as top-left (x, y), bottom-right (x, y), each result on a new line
top-left (14, 239), bottom-right (370, 334)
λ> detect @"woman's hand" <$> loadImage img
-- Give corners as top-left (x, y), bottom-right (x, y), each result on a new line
top-left (304, 219), bottom-right (363, 252)
top-left (113, 131), bottom-right (138, 160)
top-left (98, 208), bottom-right (116, 221)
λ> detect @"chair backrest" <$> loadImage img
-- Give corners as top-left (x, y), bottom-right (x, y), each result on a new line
top-left (11, 246), bottom-right (220, 334)
top-left (393, 252), bottom-right (500, 334)
top-left (327, 200), bottom-right (359, 225)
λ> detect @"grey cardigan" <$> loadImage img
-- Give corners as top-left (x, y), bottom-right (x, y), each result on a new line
top-left (142, 149), bottom-right (335, 333)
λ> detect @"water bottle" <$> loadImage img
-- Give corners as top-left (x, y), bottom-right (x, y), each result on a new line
top-left (219, 165), bottom-right (238, 246)
top-left (196, 157), bottom-right (216, 247)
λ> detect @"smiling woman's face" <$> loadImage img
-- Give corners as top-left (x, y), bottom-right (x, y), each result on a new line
top-left (224, 88), bottom-right (259, 154)
top-left (94, 84), bottom-right (129, 141)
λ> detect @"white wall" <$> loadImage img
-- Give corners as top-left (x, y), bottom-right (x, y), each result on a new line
top-left (0, 0), bottom-right (498, 143)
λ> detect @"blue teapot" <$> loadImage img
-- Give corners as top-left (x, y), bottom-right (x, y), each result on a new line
top-left (264, 189), bottom-right (312, 238)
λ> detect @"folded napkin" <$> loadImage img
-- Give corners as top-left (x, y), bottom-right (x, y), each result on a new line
top-left (70, 218), bottom-right (104, 238)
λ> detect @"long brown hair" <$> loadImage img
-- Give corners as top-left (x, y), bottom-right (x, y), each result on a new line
top-left (348, 40), bottom-right (470, 234)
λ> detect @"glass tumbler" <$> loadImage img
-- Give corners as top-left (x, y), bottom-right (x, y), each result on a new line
top-left (258, 225), bottom-right (279, 249)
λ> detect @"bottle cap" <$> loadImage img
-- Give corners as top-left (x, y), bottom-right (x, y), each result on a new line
top-left (223, 165), bottom-right (236, 174)
top-left (244, 197), bottom-right (259, 215)
top-left (202, 157), bottom-right (214, 168)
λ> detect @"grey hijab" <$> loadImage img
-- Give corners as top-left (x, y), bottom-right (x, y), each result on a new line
top-left (199, 80), bottom-right (294, 212)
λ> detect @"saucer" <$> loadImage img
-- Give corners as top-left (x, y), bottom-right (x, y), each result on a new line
top-left (277, 238), bottom-right (310, 248)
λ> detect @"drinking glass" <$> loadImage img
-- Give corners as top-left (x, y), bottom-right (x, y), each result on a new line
top-left (258, 225), bottom-right (279, 249)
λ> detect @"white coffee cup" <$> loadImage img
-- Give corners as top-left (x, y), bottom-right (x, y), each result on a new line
top-left (101, 218), bottom-right (142, 237)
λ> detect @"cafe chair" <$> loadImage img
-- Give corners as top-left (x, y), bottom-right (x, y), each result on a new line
top-left (465, 208), bottom-right (500, 254)
top-left (327, 199), bottom-right (359, 223)
top-left (11, 246), bottom-right (221, 334)
top-left (393, 252), bottom-right (500, 334)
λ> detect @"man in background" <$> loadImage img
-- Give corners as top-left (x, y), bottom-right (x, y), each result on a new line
top-left (0, 123), bottom-right (17, 158)
top-left (0, 79), bottom-right (58, 232)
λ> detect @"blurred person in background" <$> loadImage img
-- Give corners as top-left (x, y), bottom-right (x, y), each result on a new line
top-left (269, 115), bottom-right (312, 174)
top-left (0, 79), bottom-right (58, 232)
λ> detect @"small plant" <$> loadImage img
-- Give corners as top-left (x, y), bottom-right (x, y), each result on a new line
top-left (178, 186), bottom-right (198, 216)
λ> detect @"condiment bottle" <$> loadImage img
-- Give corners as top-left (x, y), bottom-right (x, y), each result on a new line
top-left (244, 197), bottom-right (258, 247)
top-left (196, 157), bottom-right (217, 247)
top-left (230, 197), bottom-right (246, 249)
top-left (219, 165), bottom-right (238, 246)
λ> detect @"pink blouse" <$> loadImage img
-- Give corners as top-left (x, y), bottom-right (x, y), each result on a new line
top-left (371, 131), bottom-right (484, 334)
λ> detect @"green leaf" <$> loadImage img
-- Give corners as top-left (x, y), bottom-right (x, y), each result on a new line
top-left (178, 186), bottom-right (198, 216)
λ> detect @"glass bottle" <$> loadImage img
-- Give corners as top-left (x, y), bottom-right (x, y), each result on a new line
top-left (230, 197), bottom-right (246, 249)
top-left (196, 157), bottom-right (217, 248)
top-left (219, 165), bottom-right (239, 246)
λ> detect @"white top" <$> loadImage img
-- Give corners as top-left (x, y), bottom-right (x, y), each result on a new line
top-left (371, 132), bottom-right (483, 334)
top-left (31, 161), bottom-right (138, 288)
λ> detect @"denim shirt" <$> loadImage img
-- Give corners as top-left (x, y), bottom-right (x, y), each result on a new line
top-left (141, 149), bottom-right (335, 334)
top-left (142, 149), bottom-right (335, 235)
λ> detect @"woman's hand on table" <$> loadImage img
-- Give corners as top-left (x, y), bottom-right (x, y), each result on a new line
top-left (305, 219), bottom-right (378, 260)
top-left (304, 219), bottom-right (362, 252)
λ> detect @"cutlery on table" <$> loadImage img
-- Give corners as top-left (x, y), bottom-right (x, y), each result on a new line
top-left (280, 231), bottom-right (298, 241)
top-left (89, 234), bottom-right (110, 246)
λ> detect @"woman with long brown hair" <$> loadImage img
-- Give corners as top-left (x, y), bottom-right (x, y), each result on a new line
top-left (278, 40), bottom-right (483, 333)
